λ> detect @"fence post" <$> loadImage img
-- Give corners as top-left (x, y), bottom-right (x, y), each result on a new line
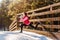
top-left (50, 5), bottom-right (53, 12)
top-left (16, 15), bottom-right (19, 30)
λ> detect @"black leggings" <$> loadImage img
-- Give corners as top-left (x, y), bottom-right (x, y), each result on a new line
top-left (20, 23), bottom-right (35, 33)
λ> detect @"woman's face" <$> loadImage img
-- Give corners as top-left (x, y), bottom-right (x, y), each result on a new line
top-left (22, 13), bottom-right (25, 16)
top-left (19, 14), bottom-right (23, 18)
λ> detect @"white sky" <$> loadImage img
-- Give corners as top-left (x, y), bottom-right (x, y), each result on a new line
top-left (0, 0), bottom-right (2, 3)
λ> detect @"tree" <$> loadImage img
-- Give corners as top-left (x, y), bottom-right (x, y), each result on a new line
top-left (0, 0), bottom-right (12, 31)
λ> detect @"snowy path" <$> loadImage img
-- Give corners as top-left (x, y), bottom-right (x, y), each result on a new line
top-left (0, 31), bottom-right (53, 40)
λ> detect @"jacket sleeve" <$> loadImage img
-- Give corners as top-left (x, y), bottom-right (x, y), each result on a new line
top-left (23, 17), bottom-right (28, 21)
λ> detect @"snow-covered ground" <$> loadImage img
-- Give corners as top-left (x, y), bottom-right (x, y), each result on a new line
top-left (0, 31), bottom-right (53, 40)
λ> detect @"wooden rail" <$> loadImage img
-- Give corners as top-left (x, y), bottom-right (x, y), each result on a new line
top-left (30, 17), bottom-right (60, 22)
top-left (37, 25), bottom-right (60, 29)
top-left (9, 23), bottom-right (17, 30)
top-left (9, 17), bottom-right (18, 31)
top-left (28, 9), bottom-right (60, 17)
top-left (27, 2), bottom-right (60, 13)
top-left (9, 20), bottom-right (16, 28)
top-left (9, 2), bottom-right (60, 31)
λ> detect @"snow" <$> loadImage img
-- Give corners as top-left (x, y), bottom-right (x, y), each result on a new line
top-left (0, 31), bottom-right (53, 40)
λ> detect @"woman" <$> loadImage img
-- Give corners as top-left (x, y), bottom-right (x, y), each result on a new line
top-left (19, 12), bottom-right (35, 33)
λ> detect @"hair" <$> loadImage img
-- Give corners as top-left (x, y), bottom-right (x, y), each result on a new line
top-left (24, 12), bottom-right (27, 16)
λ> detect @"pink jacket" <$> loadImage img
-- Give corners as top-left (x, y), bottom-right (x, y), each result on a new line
top-left (19, 16), bottom-right (30, 25)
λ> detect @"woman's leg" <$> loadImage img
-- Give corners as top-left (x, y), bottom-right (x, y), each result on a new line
top-left (29, 23), bottom-right (35, 29)
top-left (20, 24), bottom-right (24, 33)
top-left (20, 23), bottom-right (26, 33)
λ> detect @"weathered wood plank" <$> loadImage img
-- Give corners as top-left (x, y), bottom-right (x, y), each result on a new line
top-left (30, 17), bottom-right (60, 22)
top-left (17, 2), bottom-right (60, 15)
top-left (10, 26), bottom-right (17, 31)
top-left (9, 20), bottom-right (16, 27)
top-left (37, 25), bottom-right (60, 29)
top-left (9, 23), bottom-right (17, 30)
top-left (28, 9), bottom-right (60, 17)
top-left (27, 2), bottom-right (60, 13)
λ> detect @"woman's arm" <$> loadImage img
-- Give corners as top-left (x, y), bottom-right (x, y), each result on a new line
top-left (23, 17), bottom-right (28, 21)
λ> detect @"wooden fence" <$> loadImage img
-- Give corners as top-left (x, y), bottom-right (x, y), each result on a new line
top-left (9, 2), bottom-right (60, 31)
